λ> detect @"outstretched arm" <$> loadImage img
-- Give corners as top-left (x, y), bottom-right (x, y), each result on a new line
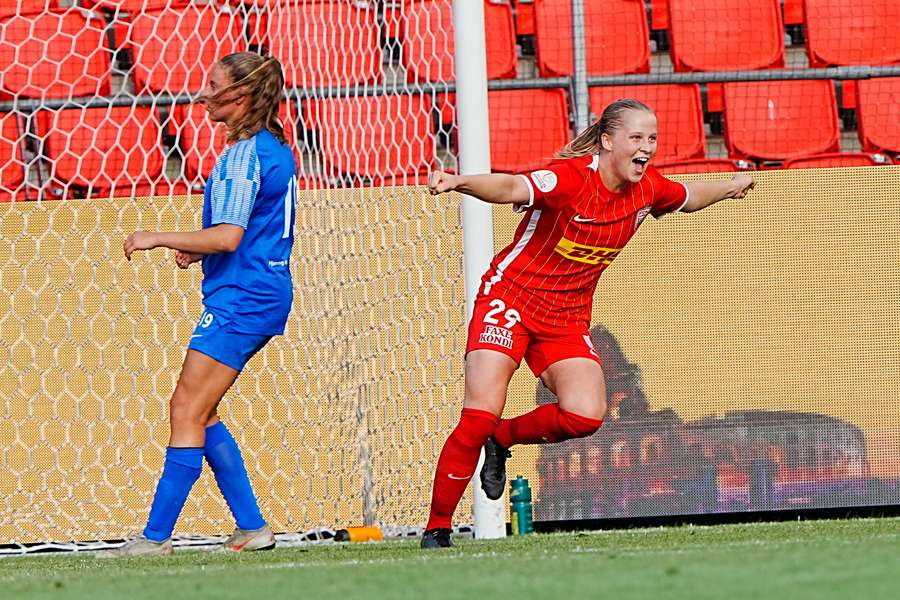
top-left (428, 171), bottom-right (531, 206)
top-left (682, 174), bottom-right (756, 213)
top-left (123, 224), bottom-right (244, 261)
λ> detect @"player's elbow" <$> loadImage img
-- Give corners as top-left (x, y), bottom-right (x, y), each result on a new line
top-left (219, 236), bottom-right (242, 253)
top-left (215, 225), bottom-right (245, 253)
top-left (680, 199), bottom-right (702, 213)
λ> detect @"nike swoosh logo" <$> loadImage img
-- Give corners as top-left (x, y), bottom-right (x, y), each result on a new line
top-left (191, 335), bottom-right (203, 338)
top-left (447, 473), bottom-right (471, 480)
top-left (573, 214), bottom-right (597, 223)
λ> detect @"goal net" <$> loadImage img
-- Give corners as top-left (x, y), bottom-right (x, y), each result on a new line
top-left (2, 0), bottom-right (899, 553)
top-left (1, 0), bottom-right (467, 552)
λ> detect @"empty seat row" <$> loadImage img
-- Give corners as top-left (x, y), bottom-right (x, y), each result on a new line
top-left (1, 3), bottom-right (442, 97)
top-left (4, 1), bottom-right (899, 101)
top-left (0, 9), bottom-right (111, 99)
top-left (0, 102), bottom-right (297, 200)
top-left (0, 5), bottom-right (245, 99)
top-left (401, 0), bottom-right (900, 80)
top-left (657, 0), bottom-right (896, 66)
top-left (3, 78), bottom-right (898, 201)
top-left (546, 79), bottom-right (900, 165)
top-left (529, 0), bottom-right (900, 114)
top-left (513, 0), bottom-right (899, 66)
top-left (0, 1), bottom-right (67, 16)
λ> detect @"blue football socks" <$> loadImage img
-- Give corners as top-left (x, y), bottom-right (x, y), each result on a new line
top-left (204, 421), bottom-right (266, 531)
top-left (143, 447), bottom-right (204, 542)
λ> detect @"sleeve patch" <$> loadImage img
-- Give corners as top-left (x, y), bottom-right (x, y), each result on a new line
top-left (530, 169), bottom-right (558, 193)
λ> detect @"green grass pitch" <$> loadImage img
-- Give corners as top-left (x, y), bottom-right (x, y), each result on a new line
top-left (3, 518), bottom-right (898, 600)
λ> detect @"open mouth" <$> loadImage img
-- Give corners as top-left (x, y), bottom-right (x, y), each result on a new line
top-left (632, 156), bottom-right (650, 168)
top-left (631, 156), bottom-right (650, 175)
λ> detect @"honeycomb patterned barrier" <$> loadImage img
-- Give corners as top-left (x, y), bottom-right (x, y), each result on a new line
top-left (0, 186), bottom-right (467, 545)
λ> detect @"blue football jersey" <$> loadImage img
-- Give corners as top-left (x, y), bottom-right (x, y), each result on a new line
top-left (201, 128), bottom-right (296, 334)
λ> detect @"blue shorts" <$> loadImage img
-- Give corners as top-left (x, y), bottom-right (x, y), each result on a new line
top-left (187, 308), bottom-right (272, 372)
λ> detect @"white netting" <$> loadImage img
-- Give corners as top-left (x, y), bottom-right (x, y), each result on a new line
top-left (0, 185), bottom-right (469, 551)
top-left (0, 0), bottom-right (469, 552)
top-left (3, 0), bottom-right (900, 554)
top-left (0, 0), bottom-right (462, 201)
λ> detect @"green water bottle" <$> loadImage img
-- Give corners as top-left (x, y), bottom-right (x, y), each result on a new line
top-left (510, 476), bottom-right (534, 535)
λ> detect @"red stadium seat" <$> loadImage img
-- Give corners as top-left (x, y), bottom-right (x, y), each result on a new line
top-left (0, 9), bottom-right (110, 99)
top-left (588, 84), bottom-right (705, 162)
top-left (173, 100), bottom-right (299, 183)
top-left (305, 94), bottom-right (434, 181)
top-left (384, 0), bottom-right (518, 47)
top-left (218, 0), bottom-right (272, 44)
top-left (798, 0), bottom-right (900, 113)
top-left (402, 0), bottom-right (517, 126)
top-left (783, 0), bottom-right (804, 25)
top-left (654, 158), bottom-right (755, 174)
top-left (803, 0), bottom-right (900, 68)
top-left (267, 1), bottom-right (380, 89)
top-left (781, 152), bottom-right (892, 169)
top-left (39, 105), bottom-right (165, 197)
top-left (487, 88), bottom-right (570, 173)
top-left (856, 77), bottom-right (900, 157)
top-left (0, 2), bottom-right (67, 17)
top-left (172, 103), bottom-right (227, 182)
top-left (0, 111), bottom-right (26, 200)
top-left (668, 0), bottom-right (784, 72)
top-left (515, 0), bottom-right (535, 36)
top-left (668, 0), bottom-right (784, 112)
top-left (650, 0), bottom-right (669, 31)
top-left (402, 0), bottom-right (517, 82)
top-left (534, 0), bottom-right (650, 77)
top-left (123, 5), bottom-right (245, 94)
top-left (723, 80), bottom-right (840, 163)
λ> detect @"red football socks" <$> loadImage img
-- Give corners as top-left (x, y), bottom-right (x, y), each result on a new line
top-left (493, 403), bottom-right (602, 449)
top-left (426, 407), bottom-right (499, 530)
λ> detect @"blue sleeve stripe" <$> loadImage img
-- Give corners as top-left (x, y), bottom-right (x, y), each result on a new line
top-left (210, 138), bottom-right (261, 229)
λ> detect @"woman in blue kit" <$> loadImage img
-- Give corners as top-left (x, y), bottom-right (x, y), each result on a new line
top-left (106, 52), bottom-right (298, 557)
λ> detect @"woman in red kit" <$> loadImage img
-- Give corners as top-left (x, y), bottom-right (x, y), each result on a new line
top-left (420, 99), bottom-right (755, 548)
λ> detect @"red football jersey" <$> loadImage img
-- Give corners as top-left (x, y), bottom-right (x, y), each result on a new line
top-left (480, 155), bottom-right (688, 328)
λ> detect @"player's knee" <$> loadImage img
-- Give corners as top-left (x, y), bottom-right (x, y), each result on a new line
top-left (169, 393), bottom-right (209, 429)
top-left (559, 392), bottom-right (607, 422)
top-left (558, 407), bottom-right (604, 439)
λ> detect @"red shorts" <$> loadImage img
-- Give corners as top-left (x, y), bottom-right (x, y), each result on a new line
top-left (465, 293), bottom-right (602, 376)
